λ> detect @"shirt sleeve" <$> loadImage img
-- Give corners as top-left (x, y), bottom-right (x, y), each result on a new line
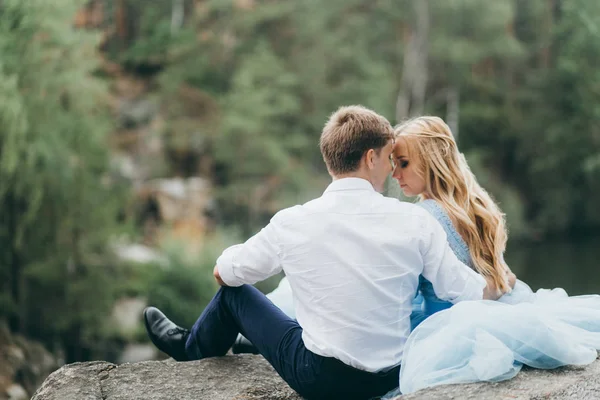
top-left (216, 216), bottom-right (283, 287)
top-left (419, 212), bottom-right (487, 303)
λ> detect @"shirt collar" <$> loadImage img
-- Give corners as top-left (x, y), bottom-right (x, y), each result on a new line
top-left (323, 177), bottom-right (376, 194)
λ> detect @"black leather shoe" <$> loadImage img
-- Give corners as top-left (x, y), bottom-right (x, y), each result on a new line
top-left (144, 307), bottom-right (190, 361)
top-left (231, 334), bottom-right (259, 354)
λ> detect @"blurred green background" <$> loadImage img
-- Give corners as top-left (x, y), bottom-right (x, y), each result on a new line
top-left (1, 0), bottom-right (599, 393)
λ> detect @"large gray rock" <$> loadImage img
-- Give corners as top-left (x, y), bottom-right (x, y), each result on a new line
top-left (31, 355), bottom-right (600, 400)
top-left (31, 356), bottom-right (302, 400)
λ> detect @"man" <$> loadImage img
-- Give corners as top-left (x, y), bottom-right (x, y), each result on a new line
top-left (144, 105), bottom-right (501, 400)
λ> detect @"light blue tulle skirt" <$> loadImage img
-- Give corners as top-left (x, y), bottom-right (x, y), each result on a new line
top-left (398, 280), bottom-right (600, 394)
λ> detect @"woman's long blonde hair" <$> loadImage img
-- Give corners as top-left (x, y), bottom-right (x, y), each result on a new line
top-left (394, 116), bottom-right (509, 293)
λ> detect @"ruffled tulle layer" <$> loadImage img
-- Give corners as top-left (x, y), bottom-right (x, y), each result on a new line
top-left (399, 281), bottom-right (600, 394)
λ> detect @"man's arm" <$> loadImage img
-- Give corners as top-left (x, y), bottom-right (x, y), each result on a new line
top-left (215, 217), bottom-right (283, 287)
top-left (419, 212), bottom-right (500, 302)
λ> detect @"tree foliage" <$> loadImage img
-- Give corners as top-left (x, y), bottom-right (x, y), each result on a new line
top-left (2, 0), bottom-right (600, 363)
top-left (0, 0), bottom-right (124, 361)
top-left (139, 0), bottom-right (600, 236)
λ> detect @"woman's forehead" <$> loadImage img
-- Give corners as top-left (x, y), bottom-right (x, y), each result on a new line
top-left (393, 136), bottom-right (410, 155)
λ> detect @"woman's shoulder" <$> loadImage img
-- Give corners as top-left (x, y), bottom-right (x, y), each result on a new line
top-left (417, 199), bottom-right (449, 223)
top-left (417, 198), bottom-right (439, 209)
top-left (417, 199), bottom-right (472, 265)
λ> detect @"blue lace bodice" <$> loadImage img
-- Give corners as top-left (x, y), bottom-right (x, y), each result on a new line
top-left (417, 199), bottom-right (473, 267)
top-left (416, 199), bottom-right (474, 316)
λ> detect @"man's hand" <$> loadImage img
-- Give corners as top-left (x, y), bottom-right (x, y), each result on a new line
top-left (482, 277), bottom-right (502, 300)
top-left (213, 265), bottom-right (227, 286)
top-left (482, 269), bottom-right (517, 300)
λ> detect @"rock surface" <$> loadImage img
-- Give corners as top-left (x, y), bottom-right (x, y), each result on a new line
top-left (32, 356), bottom-right (302, 400)
top-left (32, 355), bottom-right (600, 400)
top-left (400, 358), bottom-right (600, 400)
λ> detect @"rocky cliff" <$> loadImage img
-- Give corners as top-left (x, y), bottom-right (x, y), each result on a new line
top-left (32, 354), bottom-right (600, 400)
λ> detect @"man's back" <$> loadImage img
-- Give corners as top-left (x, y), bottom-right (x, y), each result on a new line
top-left (274, 178), bottom-right (429, 371)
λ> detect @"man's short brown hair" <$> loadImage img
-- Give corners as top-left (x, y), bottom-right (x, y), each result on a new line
top-left (320, 105), bottom-right (394, 175)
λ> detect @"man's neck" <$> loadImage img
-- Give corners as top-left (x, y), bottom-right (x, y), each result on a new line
top-left (332, 170), bottom-right (370, 183)
top-left (331, 172), bottom-right (376, 191)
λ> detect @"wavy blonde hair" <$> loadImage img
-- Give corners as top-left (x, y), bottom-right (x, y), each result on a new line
top-left (394, 116), bottom-right (509, 293)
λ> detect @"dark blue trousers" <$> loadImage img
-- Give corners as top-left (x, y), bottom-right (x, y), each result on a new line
top-left (185, 284), bottom-right (400, 400)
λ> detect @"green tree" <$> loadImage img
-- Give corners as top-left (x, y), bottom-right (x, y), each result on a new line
top-left (517, 0), bottom-right (600, 234)
top-left (0, 0), bottom-right (123, 361)
top-left (156, 0), bottom-right (403, 232)
top-left (102, 0), bottom-right (600, 239)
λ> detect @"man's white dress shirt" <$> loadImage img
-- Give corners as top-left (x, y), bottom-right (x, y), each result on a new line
top-left (217, 178), bottom-right (486, 372)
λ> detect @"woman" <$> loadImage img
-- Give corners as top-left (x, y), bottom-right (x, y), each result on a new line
top-left (393, 116), bottom-right (516, 327)
top-left (389, 116), bottom-right (600, 395)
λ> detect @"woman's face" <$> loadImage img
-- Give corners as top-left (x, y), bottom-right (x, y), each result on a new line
top-left (392, 137), bottom-right (427, 197)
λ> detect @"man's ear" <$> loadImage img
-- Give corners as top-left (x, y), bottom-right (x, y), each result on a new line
top-left (364, 149), bottom-right (376, 170)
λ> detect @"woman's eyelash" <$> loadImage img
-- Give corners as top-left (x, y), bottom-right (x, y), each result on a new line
top-left (400, 161), bottom-right (409, 168)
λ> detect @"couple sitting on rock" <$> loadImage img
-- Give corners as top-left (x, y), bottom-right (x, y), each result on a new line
top-left (144, 106), bottom-right (600, 400)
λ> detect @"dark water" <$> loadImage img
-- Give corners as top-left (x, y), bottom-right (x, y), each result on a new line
top-left (505, 235), bottom-right (600, 295)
